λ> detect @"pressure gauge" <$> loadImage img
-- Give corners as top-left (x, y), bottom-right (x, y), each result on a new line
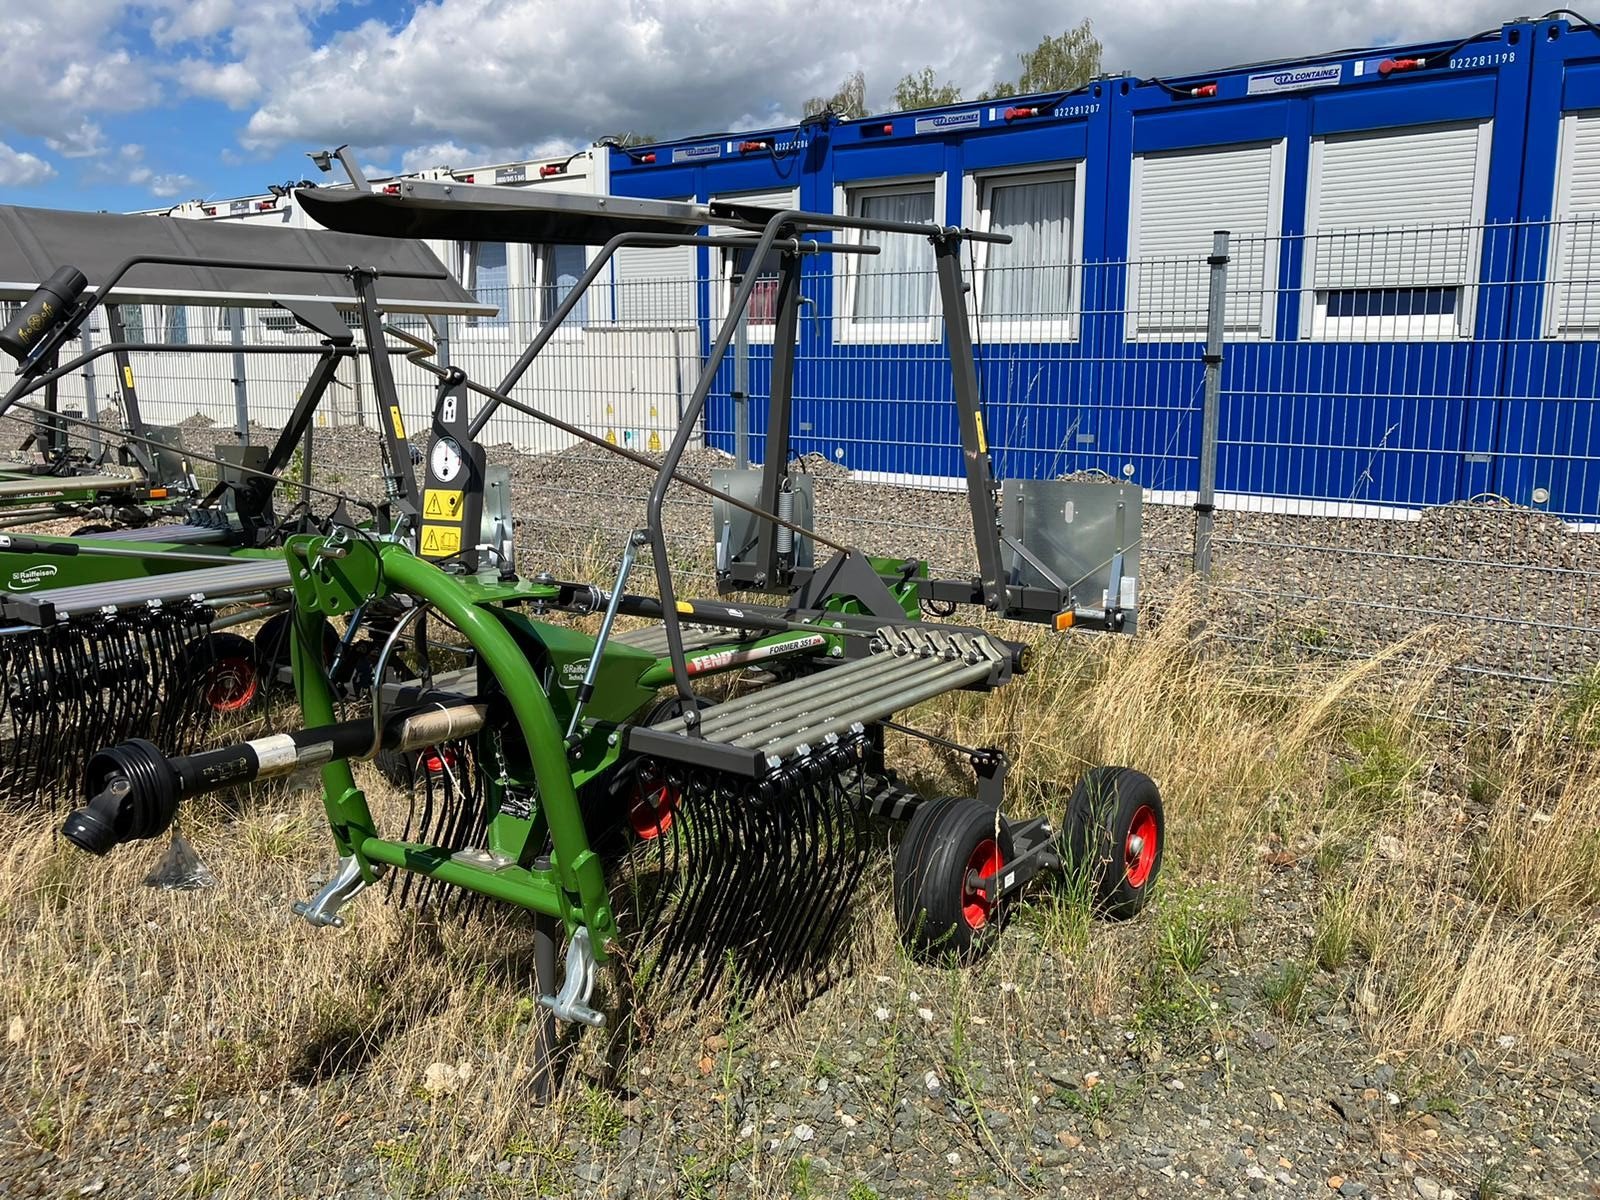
top-left (430, 435), bottom-right (463, 483)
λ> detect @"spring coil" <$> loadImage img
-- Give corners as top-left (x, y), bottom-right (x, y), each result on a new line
top-left (775, 486), bottom-right (795, 557)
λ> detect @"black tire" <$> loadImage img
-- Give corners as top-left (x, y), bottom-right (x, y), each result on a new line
top-left (253, 611), bottom-right (294, 678)
top-left (373, 746), bottom-right (415, 789)
top-left (194, 632), bottom-right (260, 715)
top-left (253, 612), bottom-right (339, 681)
top-left (893, 797), bottom-right (1015, 962)
top-left (1063, 767), bottom-right (1164, 920)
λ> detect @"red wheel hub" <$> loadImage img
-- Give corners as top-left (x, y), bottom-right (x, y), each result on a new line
top-left (961, 838), bottom-right (1003, 929)
top-left (1124, 804), bottom-right (1158, 888)
top-left (204, 657), bottom-right (258, 714)
top-left (422, 747), bottom-right (459, 777)
top-left (629, 781), bottom-right (678, 840)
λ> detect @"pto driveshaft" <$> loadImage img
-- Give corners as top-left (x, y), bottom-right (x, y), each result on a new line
top-left (62, 702), bottom-right (487, 856)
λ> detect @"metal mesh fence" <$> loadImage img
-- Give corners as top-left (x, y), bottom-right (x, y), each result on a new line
top-left (34, 219), bottom-right (1600, 714)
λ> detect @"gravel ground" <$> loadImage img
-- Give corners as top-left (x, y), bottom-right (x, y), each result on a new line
top-left (1, 419), bottom-right (1595, 1199)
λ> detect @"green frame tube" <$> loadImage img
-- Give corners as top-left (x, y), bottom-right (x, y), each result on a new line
top-left (288, 538), bottom-right (618, 958)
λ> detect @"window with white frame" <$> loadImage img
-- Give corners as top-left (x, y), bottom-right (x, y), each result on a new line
top-left (839, 178), bottom-right (941, 340)
top-left (536, 243), bottom-right (590, 331)
top-left (1547, 110), bottom-right (1600, 337)
top-left (159, 304), bottom-right (189, 346)
top-left (1128, 141), bottom-right (1284, 339)
top-left (1303, 121), bottom-right (1491, 340)
top-left (116, 304), bottom-right (145, 343)
top-left (970, 167), bottom-right (1081, 339)
top-left (711, 189), bottom-right (798, 341)
top-left (459, 241), bottom-right (510, 329)
top-left (609, 201), bottom-right (697, 327)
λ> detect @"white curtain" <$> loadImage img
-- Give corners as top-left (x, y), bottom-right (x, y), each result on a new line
top-left (469, 241), bottom-right (510, 327)
top-left (162, 305), bottom-right (188, 346)
top-left (543, 243), bottom-right (589, 327)
top-left (983, 178), bottom-right (1073, 320)
top-left (853, 189), bottom-right (936, 322)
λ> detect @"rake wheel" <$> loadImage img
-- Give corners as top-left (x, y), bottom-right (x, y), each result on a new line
top-left (1063, 766), bottom-right (1164, 919)
top-left (893, 796), bottom-right (1016, 962)
top-left (195, 632), bottom-right (259, 714)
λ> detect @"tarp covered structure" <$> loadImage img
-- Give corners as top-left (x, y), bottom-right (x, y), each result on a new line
top-left (299, 181), bottom-right (788, 246)
top-left (0, 203), bottom-right (493, 315)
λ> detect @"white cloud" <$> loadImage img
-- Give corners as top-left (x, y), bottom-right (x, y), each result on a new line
top-left (178, 58), bottom-right (261, 108)
top-left (0, 143), bottom-right (58, 186)
top-left (399, 141), bottom-right (476, 173)
top-left (148, 0), bottom-right (244, 47)
top-left (236, 0), bottom-right (1514, 153)
top-left (44, 119), bottom-right (108, 159)
top-left (0, 2), bottom-right (160, 137)
top-left (0, 0), bottom-right (1529, 203)
top-left (124, 162), bottom-right (197, 197)
top-left (146, 172), bottom-right (199, 198)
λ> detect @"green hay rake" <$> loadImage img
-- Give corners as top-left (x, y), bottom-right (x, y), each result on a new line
top-left (0, 203), bottom-right (489, 804)
top-left (59, 187), bottom-right (1164, 1070)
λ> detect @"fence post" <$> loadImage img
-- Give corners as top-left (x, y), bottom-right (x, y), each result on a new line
top-left (78, 324), bottom-right (101, 458)
top-left (430, 313), bottom-right (452, 371)
top-left (228, 306), bottom-right (250, 443)
top-left (1194, 230), bottom-right (1229, 576)
top-left (732, 266), bottom-right (750, 470)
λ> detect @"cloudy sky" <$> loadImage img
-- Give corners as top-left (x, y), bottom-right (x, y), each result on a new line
top-left (0, 0), bottom-right (1513, 212)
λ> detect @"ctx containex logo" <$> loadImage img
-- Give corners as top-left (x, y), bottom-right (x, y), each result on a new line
top-left (7, 564), bottom-right (58, 591)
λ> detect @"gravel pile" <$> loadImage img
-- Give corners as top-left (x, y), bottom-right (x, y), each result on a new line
top-left (165, 415), bottom-right (1600, 714)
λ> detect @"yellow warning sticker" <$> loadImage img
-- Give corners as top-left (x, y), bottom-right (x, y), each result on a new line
top-left (423, 488), bottom-right (464, 520)
top-left (122, 365), bottom-right (135, 390)
top-left (389, 405), bottom-right (406, 441)
top-left (420, 524), bottom-right (462, 557)
top-left (975, 412), bottom-right (988, 455)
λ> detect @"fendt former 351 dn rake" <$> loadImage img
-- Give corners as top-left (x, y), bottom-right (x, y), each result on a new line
top-left (56, 185), bottom-right (1164, 1064)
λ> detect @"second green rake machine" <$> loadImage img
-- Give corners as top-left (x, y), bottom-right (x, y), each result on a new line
top-left (0, 203), bottom-right (492, 802)
top-left (62, 186), bottom-right (1162, 1037)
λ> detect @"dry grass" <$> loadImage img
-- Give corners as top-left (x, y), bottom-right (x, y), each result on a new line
top-left (1, 587), bottom-right (1598, 1196)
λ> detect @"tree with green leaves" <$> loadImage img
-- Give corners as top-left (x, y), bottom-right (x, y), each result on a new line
top-left (979, 19), bottom-right (1103, 100)
top-left (892, 67), bottom-right (963, 111)
top-left (802, 70), bottom-right (868, 120)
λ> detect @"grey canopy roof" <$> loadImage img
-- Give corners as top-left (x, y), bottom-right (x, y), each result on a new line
top-left (0, 203), bottom-right (493, 315)
top-left (299, 180), bottom-right (787, 245)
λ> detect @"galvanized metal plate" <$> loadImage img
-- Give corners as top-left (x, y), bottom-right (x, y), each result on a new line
top-left (1003, 480), bottom-right (1142, 632)
top-left (710, 468), bottom-right (815, 574)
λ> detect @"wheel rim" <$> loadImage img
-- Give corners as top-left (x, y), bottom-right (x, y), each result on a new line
top-left (204, 657), bottom-right (258, 713)
top-left (422, 747), bottom-right (458, 777)
top-left (629, 781), bottom-right (678, 840)
top-left (961, 838), bottom-right (1003, 929)
top-left (1124, 804), bottom-right (1158, 888)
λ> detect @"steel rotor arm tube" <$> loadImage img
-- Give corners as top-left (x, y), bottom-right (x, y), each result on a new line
top-left (650, 652), bottom-right (910, 740)
top-left (753, 659), bottom-right (992, 759)
top-left (61, 703), bottom-right (486, 856)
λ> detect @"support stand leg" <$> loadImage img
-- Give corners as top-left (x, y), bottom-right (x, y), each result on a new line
top-left (531, 906), bottom-right (561, 1104)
